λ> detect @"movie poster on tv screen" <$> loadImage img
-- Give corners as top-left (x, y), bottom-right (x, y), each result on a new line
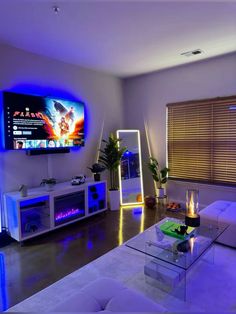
top-left (4, 92), bottom-right (85, 150)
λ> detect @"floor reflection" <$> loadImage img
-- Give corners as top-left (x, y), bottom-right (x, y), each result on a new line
top-left (0, 206), bottom-right (158, 311)
top-left (0, 253), bottom-right (8, 311)
top-left (119, 205), bottom-right (145, 245)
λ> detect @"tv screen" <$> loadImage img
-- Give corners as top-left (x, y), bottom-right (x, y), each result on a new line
top-left (3, 92), bottom-right (85, 150)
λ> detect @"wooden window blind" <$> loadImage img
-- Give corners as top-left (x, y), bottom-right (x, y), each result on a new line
top-left (167, 96), bottom-right (236, 185)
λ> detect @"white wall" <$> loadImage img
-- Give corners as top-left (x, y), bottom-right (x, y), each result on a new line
top-left (1, 44), bottom-right (236, 208)
top-left (123, 53), bottom-right (236, 207)
top-left (0, 44), bottom-right (124, 192)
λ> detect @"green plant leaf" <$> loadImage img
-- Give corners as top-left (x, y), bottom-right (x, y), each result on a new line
top-left (147, 156), bottom-right (170, 187)
top-left (98, 133), bottom-right (127, 189)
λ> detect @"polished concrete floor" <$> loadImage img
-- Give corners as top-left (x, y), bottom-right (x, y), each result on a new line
top-left (0, 205), bottom-right (182, 311)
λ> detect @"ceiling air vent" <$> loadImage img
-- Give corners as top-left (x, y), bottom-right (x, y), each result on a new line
top-left (181, 49), bottom-right (203, 57)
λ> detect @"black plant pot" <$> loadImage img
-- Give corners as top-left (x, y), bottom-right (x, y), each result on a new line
top-left (94, 173), bottom-right (100, 181)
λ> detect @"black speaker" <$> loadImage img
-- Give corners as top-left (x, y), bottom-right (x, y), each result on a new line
top-left (26, 148), bottom-right (70, 156)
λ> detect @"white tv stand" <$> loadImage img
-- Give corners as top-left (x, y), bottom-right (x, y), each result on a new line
top-left (3, 179), bottom-right (107, 242)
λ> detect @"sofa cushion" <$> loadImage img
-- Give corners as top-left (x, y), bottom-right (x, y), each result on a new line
top-left (51, 277), bottom-right (166, 312)
top-left (201, 200), bottom-right (233, 211)
top-left (219, 203), bottom-right (236, 224)
top-left (51, 291), bottom-right (101, 312)
top-left (106, 288), bottom-right (161, 312)
top-left (80, 277), bottom-right (126, 310)
top-left (200, 201), bottom-right (236, 224)
top-left (200, 200), bottom-right (236, 248)
top-left (199, 201), bottom-right (233, 221)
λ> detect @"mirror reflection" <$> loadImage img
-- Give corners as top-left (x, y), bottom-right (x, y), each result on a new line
top-left (117, 130), bottom-right (144, 205)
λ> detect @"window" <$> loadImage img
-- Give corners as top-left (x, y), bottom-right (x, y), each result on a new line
top-left (167, 96), bottom-right (236, 186)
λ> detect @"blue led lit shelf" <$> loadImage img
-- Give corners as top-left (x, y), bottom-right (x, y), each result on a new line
top-left (3, 179), bottom-right (107, 242)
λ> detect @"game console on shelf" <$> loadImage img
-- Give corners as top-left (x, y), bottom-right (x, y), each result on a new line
top-left (71, 175), bottom-right (86, 185)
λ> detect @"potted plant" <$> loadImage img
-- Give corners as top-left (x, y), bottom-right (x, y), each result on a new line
top-left (99, 133), bottom-right (126, 210)
top-left (147, 157), bottom-right (169, 198)
top-left (88, 163), bottom-right (105, 181)
top-left (40, 178), bottom-right (56, 191)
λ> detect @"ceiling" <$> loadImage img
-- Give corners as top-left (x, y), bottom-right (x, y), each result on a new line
top-left (0, 1), bottom-right (236, 78)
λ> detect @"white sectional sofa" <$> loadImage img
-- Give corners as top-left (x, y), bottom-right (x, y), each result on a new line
top-left (199, 200), bottom-right (236, 248)
top-left (51, 277), bottom-right (166, 312)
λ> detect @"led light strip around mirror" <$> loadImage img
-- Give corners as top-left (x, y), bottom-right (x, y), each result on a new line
top-left (116, 130), bottom-right (144, 206)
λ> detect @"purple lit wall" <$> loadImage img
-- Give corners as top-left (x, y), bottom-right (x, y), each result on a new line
top-left (123, 52), bottom-right (236, 207)
top-left (0, 44), bottom-right (124, 193)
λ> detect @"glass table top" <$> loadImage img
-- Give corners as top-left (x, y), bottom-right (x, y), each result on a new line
top-left (125, 217), bottom-right (227, 270)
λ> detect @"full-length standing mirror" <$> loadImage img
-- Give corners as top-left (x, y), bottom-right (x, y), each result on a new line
top-left (117, 130), bottom-right (144, 205)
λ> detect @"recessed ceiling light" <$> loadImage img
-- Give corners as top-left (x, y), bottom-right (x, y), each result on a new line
top-left (181, 49), bottom-right (204, 57)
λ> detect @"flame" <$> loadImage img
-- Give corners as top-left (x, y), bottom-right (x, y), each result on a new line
top-left (189, 237), bottom-right (195, 254)
top-left (189, 192), bottom-right (195, 217)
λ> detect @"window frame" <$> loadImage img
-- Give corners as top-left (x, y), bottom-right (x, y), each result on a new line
top-left (167, 95), bottom-right (236, 187)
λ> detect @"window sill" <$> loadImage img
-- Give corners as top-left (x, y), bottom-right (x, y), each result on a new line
top-left (168, 178), bottom-right (236, 193)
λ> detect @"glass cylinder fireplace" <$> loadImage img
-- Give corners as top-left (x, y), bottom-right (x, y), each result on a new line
top-left (185, 189), bottom-right (200, 227)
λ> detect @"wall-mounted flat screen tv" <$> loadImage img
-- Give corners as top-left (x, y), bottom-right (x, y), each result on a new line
top-left (3, 91), bottom-right (85, 150)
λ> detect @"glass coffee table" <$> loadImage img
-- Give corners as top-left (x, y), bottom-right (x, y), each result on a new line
top-left (126, 217), bottom-right (227, 300)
